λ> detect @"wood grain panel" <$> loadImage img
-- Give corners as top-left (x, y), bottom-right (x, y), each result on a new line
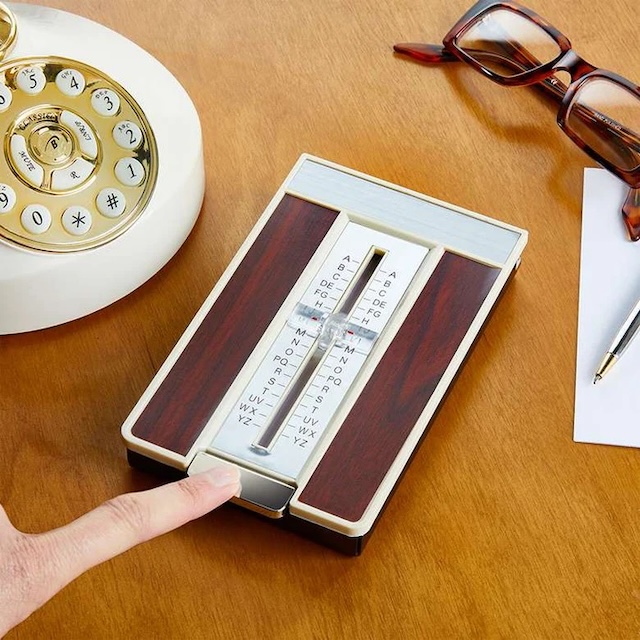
top-left (298, 252), bottom-right (500, 522)
top-left (131, 195), bottom-right (338, 454)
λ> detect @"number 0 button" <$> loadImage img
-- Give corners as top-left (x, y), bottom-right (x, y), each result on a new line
top-left (21, 205), bottom-right (51, 234)
top-left (115, 158), bottom-right (145, 186)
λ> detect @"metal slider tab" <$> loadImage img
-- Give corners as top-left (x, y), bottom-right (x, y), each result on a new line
top-left (188, 451), bottom-right (295, 519)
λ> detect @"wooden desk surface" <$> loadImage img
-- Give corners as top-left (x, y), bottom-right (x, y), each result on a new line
top-left (3, 0), bottom-right (640, 637)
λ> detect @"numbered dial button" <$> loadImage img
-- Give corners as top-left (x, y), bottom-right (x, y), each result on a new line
top-left (16, 66), bottom-right (46, 95)
top-left (21, 205), bottom-right (51, 234)
top-left (0, 83), bottom-right (11, 112)
top-left (96, 188), bottom-right (126, 218)
top-left (55, 69), bottom-right (86, 97)
top-left (62, 206), bottom-right (92, 236)
top-left (113, 121), bottom-right (143, 150)
top-left (0, 184), bottom-right (16, 214)
top-left (91, 88), bottom-right (120, 116)
top-left (115, 158), bottom-right (145, 186)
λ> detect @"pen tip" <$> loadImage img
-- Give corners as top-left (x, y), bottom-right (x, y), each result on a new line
top-left (593, 374), bottom-right (601, 385)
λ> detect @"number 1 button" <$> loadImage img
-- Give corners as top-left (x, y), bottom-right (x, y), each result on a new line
top-left (115, 158), bottom-right (145, 187)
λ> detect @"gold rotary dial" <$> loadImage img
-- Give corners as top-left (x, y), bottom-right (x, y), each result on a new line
top-left (0, 56), bottom-right (158, 252)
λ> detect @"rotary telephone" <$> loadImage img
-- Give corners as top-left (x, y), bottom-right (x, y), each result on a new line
top-left (0, 2), bottom-right (204, 333)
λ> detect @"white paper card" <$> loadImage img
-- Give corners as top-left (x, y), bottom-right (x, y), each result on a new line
top-left (574, 168), bottom-right (640, 447)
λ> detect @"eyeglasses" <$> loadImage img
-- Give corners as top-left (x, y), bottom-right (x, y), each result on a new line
top-left (394, 0), bottom-right (640, 240)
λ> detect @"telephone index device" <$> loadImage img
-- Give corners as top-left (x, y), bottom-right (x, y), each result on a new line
top-left (122, 155), bottom-right (528, 555)
top-left (0, 2), bottom-right (204, 333)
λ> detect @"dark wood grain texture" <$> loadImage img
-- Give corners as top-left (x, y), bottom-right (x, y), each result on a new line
top-left (131, 195), bottom-right (338, 455)
top-left (298, 252), bottom-right (500, 521)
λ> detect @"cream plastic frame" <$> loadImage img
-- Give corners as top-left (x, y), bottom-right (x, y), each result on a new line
top-left (122, 154), bottom-right (528, 541)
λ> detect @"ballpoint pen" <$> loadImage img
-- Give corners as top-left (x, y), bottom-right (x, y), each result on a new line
top-left (593, 297), bottom-right (640, 383)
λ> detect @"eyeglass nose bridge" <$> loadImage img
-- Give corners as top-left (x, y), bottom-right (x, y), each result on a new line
top-left (552, 50), bottom-right (598, 84)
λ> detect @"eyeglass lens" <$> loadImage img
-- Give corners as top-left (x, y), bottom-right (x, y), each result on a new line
top-left (456, 8), bottom-right (561, 77)
top-left (456, 7), bottom-right (640, 175)
top-left (566, 79), bottom-right (640, 173)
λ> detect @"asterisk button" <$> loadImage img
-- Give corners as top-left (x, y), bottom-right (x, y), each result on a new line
top-left (62, 206), bottom-right (92, 236)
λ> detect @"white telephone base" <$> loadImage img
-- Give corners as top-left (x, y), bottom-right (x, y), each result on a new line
top-left (0, 3), bottom-right (204, 333)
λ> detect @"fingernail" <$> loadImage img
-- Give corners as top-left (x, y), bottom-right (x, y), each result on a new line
top-left (200, 465), bottom-right (241, 491)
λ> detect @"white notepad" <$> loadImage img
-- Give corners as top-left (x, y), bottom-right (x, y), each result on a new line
top-left (574, 168), bottom-right (640, 448)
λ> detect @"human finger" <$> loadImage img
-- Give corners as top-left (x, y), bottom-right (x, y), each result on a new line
top-left (39, 464), bottom-right (240, 588)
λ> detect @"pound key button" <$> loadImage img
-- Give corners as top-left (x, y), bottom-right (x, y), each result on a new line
top-left (10, 135), bottom-right (44, 187)
top-left (96, 188), bottom-right (126, 218)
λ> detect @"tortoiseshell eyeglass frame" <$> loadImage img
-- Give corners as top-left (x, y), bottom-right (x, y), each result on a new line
top-left (394, 0), bottom-right (640, 241)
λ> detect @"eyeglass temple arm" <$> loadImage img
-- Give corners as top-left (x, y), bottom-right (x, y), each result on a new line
top-left (393, 43), bottom-right (567, 101)
top-left (394, 43), bottom-right (640, 150)
top-left (394, 42), bottom-right (640, 241)
top-left (623, 184), bottom-right (640, 241)
top-left (393, 43), bottom-right (640, 152)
